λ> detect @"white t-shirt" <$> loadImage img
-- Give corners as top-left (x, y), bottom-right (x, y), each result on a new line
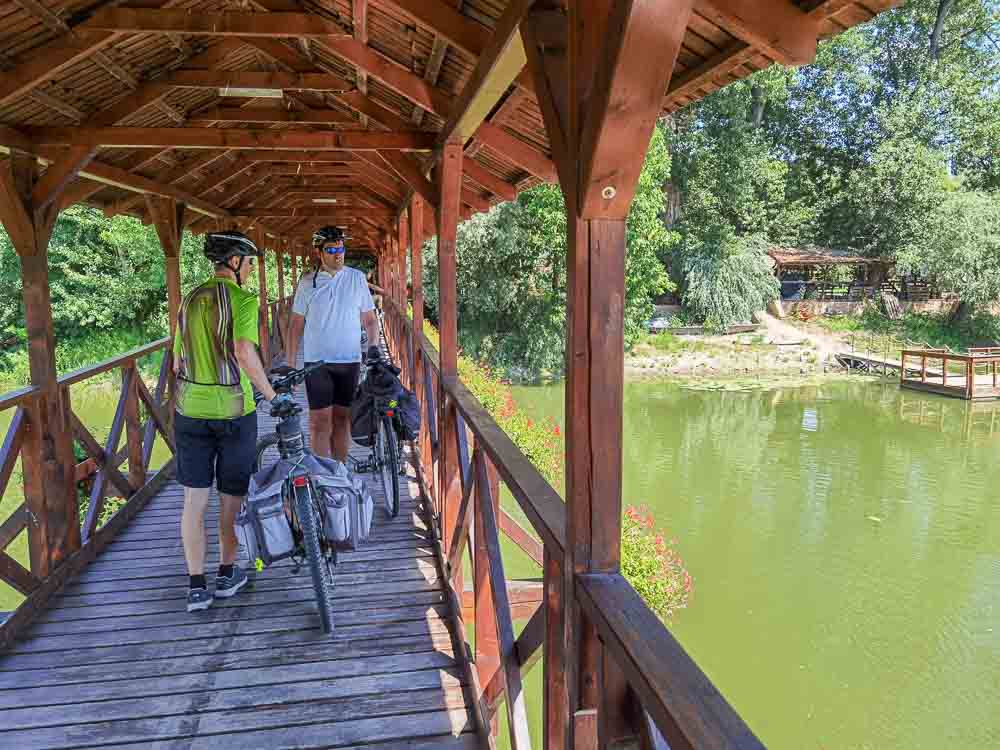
top-left (292, 267), bottom-right (375, 364)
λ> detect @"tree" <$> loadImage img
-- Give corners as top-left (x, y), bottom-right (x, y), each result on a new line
top-left (680, 234), bottom-right (779, 328)
top-left (898, 191), bottom-right (1000, 309)
top-left (422, 126), bottom-right (675, 378)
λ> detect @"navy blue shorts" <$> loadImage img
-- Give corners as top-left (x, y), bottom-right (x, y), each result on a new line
top-left (174, 411), bottom-right (258, 496)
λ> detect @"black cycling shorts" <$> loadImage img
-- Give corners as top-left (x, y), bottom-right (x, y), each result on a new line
top-left (304, 362), bottom-right (360, 411)
top-left (174, 411), bottom-right (258, 496)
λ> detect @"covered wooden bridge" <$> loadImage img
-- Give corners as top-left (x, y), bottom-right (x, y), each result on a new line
top-left (0, 0), bottom-right (893, 747)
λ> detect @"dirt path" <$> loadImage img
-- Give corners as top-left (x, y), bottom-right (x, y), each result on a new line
top-left (759, 312), bottom-right (845, 362)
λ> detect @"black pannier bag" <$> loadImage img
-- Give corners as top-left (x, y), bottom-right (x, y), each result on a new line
top-left (351, 361), bottom-right (421, 444)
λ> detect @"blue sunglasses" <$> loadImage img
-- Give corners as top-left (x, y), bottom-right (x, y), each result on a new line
top-left (321, 242), bottom-right (345, 255)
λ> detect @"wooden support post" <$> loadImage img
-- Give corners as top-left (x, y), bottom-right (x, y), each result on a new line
top-left (0, 151), bottom-right (80, 575)
top-left (398, 210), bottom-right (410, 385)
top-left (410, 193), bottom-right (425, 407)
top-left (290, 248), bottom-right (299, 291)
top-left (277, 246), bottom-right (286, 301)
top-left (436, 140), bottom-right (463, 558)
top-left (256, 231), bottom-right (271, 365)
top-left (474, 450), bottom-right (502, 730)
top-left (524, 1), bottom-right (694, 746)
top-left (145, 195), bottom-right (186, 418)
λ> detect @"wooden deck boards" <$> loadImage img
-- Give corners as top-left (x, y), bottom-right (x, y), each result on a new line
top-left (0, 385), bottom-right (480, 749)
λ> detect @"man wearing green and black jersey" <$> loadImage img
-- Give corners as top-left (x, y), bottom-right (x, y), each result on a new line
top-left (173, 230), bottom-right (292, 613)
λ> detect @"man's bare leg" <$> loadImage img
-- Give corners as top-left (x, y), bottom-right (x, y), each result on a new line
top-left (218, 493), bottom-right (243, 566)
top-left (310, 406), bottom-right (334, 458)
top-left (181, 487), bottom-right (211, 576)
top-left (331, 406), bottom-right (352, 462)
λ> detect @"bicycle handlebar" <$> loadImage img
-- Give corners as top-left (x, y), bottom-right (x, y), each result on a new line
top-left (269, 362), bottom-right (324, 393)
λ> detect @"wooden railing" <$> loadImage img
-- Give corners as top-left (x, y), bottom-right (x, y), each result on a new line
top-left (383, 301), bottom-right (762, 749)
top-left (901, 348), bottom-right (1000, 400)
top-left (0, 292), bottom-right (296, 643)
top-left (0, 339), bottom-right (176, 645)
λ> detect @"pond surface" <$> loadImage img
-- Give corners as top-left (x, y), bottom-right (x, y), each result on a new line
top-left (512, 378), bottom-right (1000, 750)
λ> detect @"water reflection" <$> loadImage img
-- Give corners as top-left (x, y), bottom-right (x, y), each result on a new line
top-left (513, 379), bottom-right (1000, 750)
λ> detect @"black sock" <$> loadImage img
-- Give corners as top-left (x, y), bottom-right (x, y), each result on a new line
top-left (190, 574), bottom-right (207, 590)
top-left (218, 564), bottom-right (234, 579)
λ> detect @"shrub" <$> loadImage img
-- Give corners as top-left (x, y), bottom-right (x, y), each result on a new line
top-left (622, 506), bottom-right (692, 620)
top-left (422, 319), bottom-right (693, 620)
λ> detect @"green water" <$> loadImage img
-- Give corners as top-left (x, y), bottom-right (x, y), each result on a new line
top-left (510, 378), bottom-right (1000, 750)
top-left (0, 380), bottom-right (171, 614)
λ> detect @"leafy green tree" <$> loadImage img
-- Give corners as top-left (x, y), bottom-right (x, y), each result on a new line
top-left (898, 191), bottom-right (1000, 308)
top-left (680, 234), bottom-right (779, 328)
top-left (423, 126), bottom-right (674, 378)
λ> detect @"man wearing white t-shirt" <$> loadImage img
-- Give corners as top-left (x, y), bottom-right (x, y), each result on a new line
top-left (284, 226), bottom-right (380, 461)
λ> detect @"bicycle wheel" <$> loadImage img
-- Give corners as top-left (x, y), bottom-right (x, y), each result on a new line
top-left (292, 481), bottom-right (336, 634)
top-left (254, 433), bottom-right (280, 473)
top-left (376, 416), bottom-right (400, 518)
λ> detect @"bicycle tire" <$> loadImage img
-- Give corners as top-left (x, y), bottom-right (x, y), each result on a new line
top-left (292, 481), bottom-right (336, 634)
top-left (254, 433), bottom-right (279, 473)
top-left (376, 416), bottom-right (400, 518)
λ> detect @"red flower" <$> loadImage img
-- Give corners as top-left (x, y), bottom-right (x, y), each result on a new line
top-left (553, 425), bottom-right (561, 436)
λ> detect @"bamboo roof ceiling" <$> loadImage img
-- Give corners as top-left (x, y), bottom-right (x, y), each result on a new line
top-left (0, 0), bottom-right (896, 256)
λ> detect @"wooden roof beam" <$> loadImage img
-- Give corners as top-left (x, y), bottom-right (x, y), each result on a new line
top-left (25, 127), bottom-right (437, 151)
top-left (188, 107), bottom-right (359, 125)
top-left (31, 146), bottom-right (98, 212)
top-left (165, 70), bottom-right (353, 91)
top-left (82, 9), bottom-right (349, 38)
top-left (436, 0), bottom-right (531, 148)
top-left (242, 150), bottom-right (357, 163)
top-left (692, 0), bottom-right (820, 66)
top-left (662, 41), bottom-right (753, 110)
top-left (234, 208), bottom-right (395, 219)
top-left (474, 122), bottom-right (557, 183)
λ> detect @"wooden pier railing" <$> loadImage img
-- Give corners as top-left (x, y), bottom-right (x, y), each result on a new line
top-left (0, 338), bottom-right (175, 645)
top-left (901, 348), bottom-right (1000, 401)
top-left (384, 300), bottom-right (762, 749)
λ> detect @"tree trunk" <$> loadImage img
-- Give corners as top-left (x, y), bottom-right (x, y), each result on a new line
top-left (949, 299), bottom-right (972, 325)
top-left (749, 83), bottom-right (766, 128)
top-left (929, 0), bottom-right (955, 60)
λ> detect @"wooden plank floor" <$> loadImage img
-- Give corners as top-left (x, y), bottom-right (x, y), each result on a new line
top-left (0, 381), bottom-right (480, 749)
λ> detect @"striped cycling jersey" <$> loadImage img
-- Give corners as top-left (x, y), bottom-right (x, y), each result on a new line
top-left (173, 277), bottom-right (259, 420)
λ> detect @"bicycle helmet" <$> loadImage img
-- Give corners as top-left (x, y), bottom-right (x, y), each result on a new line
top-left (312, 225), bottom-right (344, 247)
top-left (204, 230), bottom-right (259, 286)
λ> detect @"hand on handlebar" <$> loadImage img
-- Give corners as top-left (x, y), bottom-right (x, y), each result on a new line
top-left (269, 392), bottom-right (297, 416)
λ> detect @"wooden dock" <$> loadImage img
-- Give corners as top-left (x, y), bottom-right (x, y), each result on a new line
top-left (0, 389), bottom-right (480, 749)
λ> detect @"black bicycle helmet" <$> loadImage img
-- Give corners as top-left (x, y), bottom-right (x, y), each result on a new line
top-left (204, 230), bottom-right (259, 286)
top-left (312, 225), bottom-right (344, 247)
top-left (204, 230), bottom-right (260, 264)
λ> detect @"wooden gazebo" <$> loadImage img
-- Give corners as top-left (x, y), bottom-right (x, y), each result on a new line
top-left (0, 1), bottom-right (895, 748)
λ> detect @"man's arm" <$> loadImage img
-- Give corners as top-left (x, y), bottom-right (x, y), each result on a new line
top-left (235, 338), bottom-right (277, 402)
top-left (285, 313), bottom-right (306, 369)
top-left (361, 309), bottom-right (379, 349)
top-left (368, 282), bottom-right (385, 295)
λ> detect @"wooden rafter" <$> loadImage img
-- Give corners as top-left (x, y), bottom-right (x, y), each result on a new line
top-left (188, 107), bottom-right (359, 125)
top-left (83, 9), bottom-right (349, 38)
top-left (22, 127), bottom-right (437, 151)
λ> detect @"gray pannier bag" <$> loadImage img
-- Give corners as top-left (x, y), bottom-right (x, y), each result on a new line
top-left (312, 457), bottom-right (374, 549)
top-left (236, 480), bottom-right (295, 568)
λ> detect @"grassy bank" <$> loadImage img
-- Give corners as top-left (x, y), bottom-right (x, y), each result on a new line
top-left (794, 309), bottom-right (1000, 360)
